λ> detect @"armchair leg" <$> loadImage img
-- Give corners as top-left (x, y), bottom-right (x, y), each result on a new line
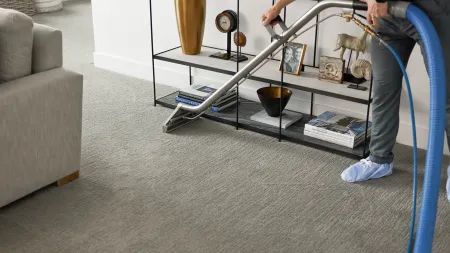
top-left (55, 171), bottom-right (79, 187)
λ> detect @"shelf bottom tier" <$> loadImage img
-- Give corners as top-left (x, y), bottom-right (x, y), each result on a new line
top-left (156, 92), bottom-right (370, 159)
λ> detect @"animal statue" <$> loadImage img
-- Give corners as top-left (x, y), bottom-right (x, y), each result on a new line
top-left (334, 30), bottom-right (368, 60)
top-left (350, 59), bottom-right (372, 80)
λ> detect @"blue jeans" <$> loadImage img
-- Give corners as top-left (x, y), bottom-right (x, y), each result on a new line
top-left (369, 0), bottom-right (450, 164)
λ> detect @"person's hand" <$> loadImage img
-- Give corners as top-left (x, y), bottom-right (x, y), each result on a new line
top-left (262, 5), bottom-right (281, 26)
top-left (361, 0), bottom-right (389, 27)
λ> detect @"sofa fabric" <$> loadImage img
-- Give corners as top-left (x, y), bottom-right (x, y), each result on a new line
top-left (0, 8), bottom-right (34, 84)
top-left (32, 24), bottom-right (63, 73)
top-left (0, 8), bottom-right (83, 208)
top-left (0, 68), bottom-right (83, 208)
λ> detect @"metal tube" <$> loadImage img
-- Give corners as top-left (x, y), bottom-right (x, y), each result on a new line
top-left (149, 0), bottom-right (157, 106)
top-left (179, 0), bottom-right (364, 113)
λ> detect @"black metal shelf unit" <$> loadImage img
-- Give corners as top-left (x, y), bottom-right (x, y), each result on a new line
top-left (149, 0), bottom-right (374, 159)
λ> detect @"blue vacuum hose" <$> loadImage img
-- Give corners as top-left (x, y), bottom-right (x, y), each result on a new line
top-left (402, 4), bottom-right (447, 253)
top-left (375, 2), bottom-right (446, 252)
top-left (406, 5), bottom-right (447, 252)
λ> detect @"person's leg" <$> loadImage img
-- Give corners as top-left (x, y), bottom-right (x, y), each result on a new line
top-left (369, 30), bottom-right (416, 164)
top-left (341, 17), bottom-right (416, 183)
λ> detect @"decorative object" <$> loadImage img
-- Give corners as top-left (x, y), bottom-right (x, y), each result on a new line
top-left (257, 87), bottom-right (292, 117)
top-left (334, 30), bottom-right (368, 60)
top-left (210, 10), bottom-right (238, 60)
top-left (33, 0), bottom-right (63, 13)
top-left (230, 32), bottom-right (248, 62)
top-left (318, 56), bottom-right (345, 84)
top-left (279, 42), bottom-right (307, 76)
top-left (234, 31), bottom-right (246, 46)
top-left (175, 0), bottom-right (206, 55)
top-left (350, 59), bottom-right (372, 80)
top-left (0, 0), bottom-right (36, 16)
top-left (346, 59), bottom-right (372, 91)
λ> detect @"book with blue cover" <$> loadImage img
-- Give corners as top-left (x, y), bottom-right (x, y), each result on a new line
top-left (179, 84), bottom-right (236, 101)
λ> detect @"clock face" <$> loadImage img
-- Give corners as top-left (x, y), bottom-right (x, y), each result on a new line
top-left (219, 16), bottom-right (231, 31)
top-left (216, 11), bottom-right (237, 33)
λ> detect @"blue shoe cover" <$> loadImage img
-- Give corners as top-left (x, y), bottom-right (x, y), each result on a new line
top-left (447, 166), bottom-right (450, 202)
top-left (341, 158), bottom-right (393, 183)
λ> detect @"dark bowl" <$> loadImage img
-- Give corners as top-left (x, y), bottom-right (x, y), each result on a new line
top-left (257, 87), bottom-right (292, 117)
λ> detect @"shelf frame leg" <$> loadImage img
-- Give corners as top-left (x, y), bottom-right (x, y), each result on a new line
top-left (313, 15), bottom-right (319, 67)
top-left (279, 43), bottom-right (286, 142)
top-left (235, 0), bottom-right (240, 130)
top-left (189, 66), bottom-right (192, 86)
top-left (149, 0), bottom-right (157, 106)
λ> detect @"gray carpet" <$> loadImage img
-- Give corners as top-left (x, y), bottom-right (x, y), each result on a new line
top-left (1, 1), bottom-right (450, 252)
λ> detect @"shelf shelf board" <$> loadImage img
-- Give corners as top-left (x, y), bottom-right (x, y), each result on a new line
top-left (154, 46), bottom-right (372, 105)
top-left (156, 92), bottom-right (370, 159)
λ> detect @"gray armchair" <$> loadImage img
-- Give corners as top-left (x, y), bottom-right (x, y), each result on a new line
top-left (0, 8), bottom-right (83, 208)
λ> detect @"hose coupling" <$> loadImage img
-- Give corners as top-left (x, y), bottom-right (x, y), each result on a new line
top-left (352, 18), bottom-right (377, 37)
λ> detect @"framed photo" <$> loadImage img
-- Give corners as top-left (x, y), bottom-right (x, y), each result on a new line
top-left (279, 42), bottom-right (307, 76)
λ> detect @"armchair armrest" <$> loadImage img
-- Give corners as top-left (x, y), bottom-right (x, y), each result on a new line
top-left (32, 24), bottom-right (63, 73)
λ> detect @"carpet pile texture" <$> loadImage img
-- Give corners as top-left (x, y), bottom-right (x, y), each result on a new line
top-left (1, 1), bottom-right (449, 252)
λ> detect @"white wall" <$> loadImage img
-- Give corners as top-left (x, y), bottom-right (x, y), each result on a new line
top-left (91, 0), bottom-right (448, 154)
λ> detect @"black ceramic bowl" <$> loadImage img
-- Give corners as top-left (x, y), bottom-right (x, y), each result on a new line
top-left (257, 87), bottom-right (292, 117)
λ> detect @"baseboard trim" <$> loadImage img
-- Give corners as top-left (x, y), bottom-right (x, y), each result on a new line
top-left (93, 52), bottom-right (188, 88)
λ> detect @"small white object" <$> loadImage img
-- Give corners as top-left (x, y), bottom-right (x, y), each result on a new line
top-left (33, 0), bottom-right (63, 13)
top-left (250, 110), bottom-right (303, 129)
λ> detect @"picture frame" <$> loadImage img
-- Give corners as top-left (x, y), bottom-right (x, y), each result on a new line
top-left (279, 42), bottom-right (307, 76)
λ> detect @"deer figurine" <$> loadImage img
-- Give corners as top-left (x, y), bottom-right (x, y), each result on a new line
top-left (334, 30), bottom-right (368, 60)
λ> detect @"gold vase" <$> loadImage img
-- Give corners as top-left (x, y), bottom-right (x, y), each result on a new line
top-left (175, 0), bottom-right (206, 55)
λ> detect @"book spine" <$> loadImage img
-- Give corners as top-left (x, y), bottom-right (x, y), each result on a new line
top-left (178, 91), bottom-right (206, 101)
top-left (178, 92), bottom-right (236, 104)
top-left (304, 128), bottom-right (369, 146)
top-left (305, 132), bottom-right (364, 148)
top-left (175, 96), bottom-right (220, 111)
top-left (305, 126), bottom-right (372, 141)
top-left (304, 124), bottom-right (371, 142)
top-left (304, 129), bottom-right (356, 148)
top-left (304, 128), bottom-right (370, 147)
top-left (178, 89), bottom-right (236, 102)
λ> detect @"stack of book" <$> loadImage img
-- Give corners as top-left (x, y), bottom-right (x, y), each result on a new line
top-left (176, 84), bottom-right (237, 112)
top-left (304, 111), bottom-right (372, 148)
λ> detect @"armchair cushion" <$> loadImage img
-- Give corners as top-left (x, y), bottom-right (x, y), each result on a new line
top-left (32, 24), bottom-right (63, 73)
top-left (0, 7), bottom-right (34, 84)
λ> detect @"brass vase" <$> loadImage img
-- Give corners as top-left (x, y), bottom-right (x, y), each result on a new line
top-left (175, 0), bottom-right (206, 55)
